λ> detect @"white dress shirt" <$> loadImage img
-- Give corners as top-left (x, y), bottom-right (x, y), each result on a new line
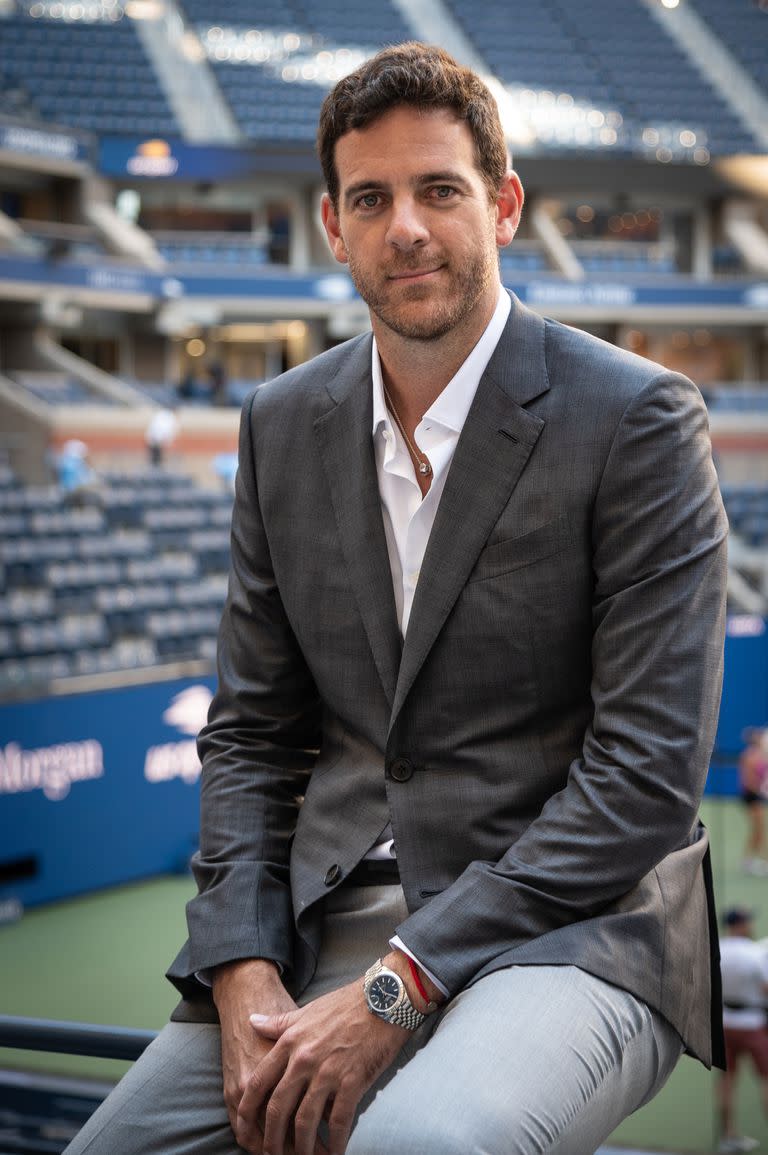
top-left (371, 288), bottom-right (511, 637)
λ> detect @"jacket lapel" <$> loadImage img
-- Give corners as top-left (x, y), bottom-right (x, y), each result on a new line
top-left (391, 296), bottom-right (550, 726)
top-left (314, 336), bottom-right (402, 707)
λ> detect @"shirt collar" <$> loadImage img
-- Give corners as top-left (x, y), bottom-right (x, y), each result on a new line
top-left (371, 288), bottom-right (510, 437)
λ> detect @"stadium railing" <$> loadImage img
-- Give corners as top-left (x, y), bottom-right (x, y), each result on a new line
top-left (0, 1014), bottom-right (157, 1062)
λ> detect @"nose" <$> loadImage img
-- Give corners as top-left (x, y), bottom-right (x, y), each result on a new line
top-left (385, 196), bottom-right (429, 251)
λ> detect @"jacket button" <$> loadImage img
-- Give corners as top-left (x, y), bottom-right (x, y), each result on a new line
top-left (389, 757), bottom-right (413, 782)
top-left (324, 864), bottom-right (341, 886)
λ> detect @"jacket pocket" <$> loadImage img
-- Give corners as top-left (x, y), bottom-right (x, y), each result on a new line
top-left (468, 517), bottom-right (566, 584)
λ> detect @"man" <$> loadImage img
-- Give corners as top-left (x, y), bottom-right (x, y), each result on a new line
top-left (718, 908), bottom-right (768, 1153)
top-left (65, 42), bottom-right (728, 1155)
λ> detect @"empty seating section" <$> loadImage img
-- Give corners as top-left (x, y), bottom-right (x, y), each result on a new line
top-left (197, 52), bottom-right (323, 144)
top-left (0, 12), bottom-right (177, 136)
top-left (179, 0), bottom-right (411, 142)
top-left (570, 241), bottom-right (676, 275)
top-left (286, 0), bottom-right (411, 47)
top-left (500, 243), bottom-right (550, 276)
top-left (444, 0), bottom-right (758, 156)
top-left (720, 482), bottom-right (768, 549)
top-left (705, 385), bottom-right (768, 413)
top-left (444, 1), bottom-right (612, 109)
top-left (5, 370), bottom-right (115, 407)
top-left (0, 465), bottom-right (232, 693)
top-left (181, 0), bottom-right (411, 52)
top-left (692, 0), bottom-right (768, 96)
top-left (543, 0), bottom-right (758, 156)
top-left (153, 233), bottom-right (269, 268)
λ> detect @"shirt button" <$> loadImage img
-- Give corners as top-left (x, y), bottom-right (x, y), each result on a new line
top-left (388, 757), bottom-right (414, 782)
top-left (324, 864), bottom-right (341, 886)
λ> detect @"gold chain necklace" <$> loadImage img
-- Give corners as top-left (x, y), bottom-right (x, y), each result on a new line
top-left (382, 384), bottom-right (432, 477)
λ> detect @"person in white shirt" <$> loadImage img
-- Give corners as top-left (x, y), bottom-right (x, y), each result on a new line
top-left (718, 907), bottom-right (768, 1153)
top-left (145, 406), bottom-right (179, 467)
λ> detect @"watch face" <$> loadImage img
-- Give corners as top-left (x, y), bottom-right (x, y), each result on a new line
top-left (368, 972), bottom-right (401, 1012)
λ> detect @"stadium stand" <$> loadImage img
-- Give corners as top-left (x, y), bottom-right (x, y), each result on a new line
top-left (0, 7), bottom-right (178, 137)
top-left (444, 0), bottom-right (758, 156)
top-left (4, 371), bottom-right (117, 407)
top-left (707, 385), bottom-right (768, 414)
top-left (691, 0), bottom-right (768, 96)
top-left (151, 230), bottom-right (269, 268)
top-left (179, 0), bottom-right (412, 142)
top-left (721, 481), bottom-right (768, 547)
top-left (0, 464), bottom-right (231, 695)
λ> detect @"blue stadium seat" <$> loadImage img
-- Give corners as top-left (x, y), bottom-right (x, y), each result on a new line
top-left (443, 0), bottom-right (759, 156)
top-left (0, 11), bottom-right (179, 136)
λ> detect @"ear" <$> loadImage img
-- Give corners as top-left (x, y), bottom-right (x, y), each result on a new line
top-left (321, 193), bottom-right (349, 265)
top-left (494, 171), bottom-right (524, 249)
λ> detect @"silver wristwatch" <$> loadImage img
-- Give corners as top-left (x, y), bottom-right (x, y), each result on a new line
top-left (363, 958), bottom-right (427, 1031)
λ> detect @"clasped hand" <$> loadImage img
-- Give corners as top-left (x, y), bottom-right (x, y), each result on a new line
top-left (237, 980), bottom-right (408, 1155)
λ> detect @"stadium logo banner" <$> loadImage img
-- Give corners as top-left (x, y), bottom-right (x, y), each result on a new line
top-left (0, 674), bottom-right (216, 907)
top-left (126, 138), bottom-right (180, 178)
top-left (99, 137), bottom-right (314, 180)
top-left (0, 739), bottom-right (103, 801)
top-left (143, 685), bottom-right (212, 785)
top-left (0, 122), bottom-right (92, 165)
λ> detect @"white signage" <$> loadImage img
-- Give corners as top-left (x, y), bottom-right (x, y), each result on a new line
top-left (143, 685), bottom-right (213, 786)
top-left (0, 740), bottom-right (104, 801)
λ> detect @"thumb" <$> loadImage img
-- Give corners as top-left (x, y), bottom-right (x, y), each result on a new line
top-left (249, 1010), bottom-right (293, 1038)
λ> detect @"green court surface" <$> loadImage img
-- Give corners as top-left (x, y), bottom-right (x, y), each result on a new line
top-left (1, 797), bottom-right (767, 1153)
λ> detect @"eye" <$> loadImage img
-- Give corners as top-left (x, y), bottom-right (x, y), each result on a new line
top-left (355, 192), bottom-right (381, 210)
top-left (431, 185), bottom-right (456, 200)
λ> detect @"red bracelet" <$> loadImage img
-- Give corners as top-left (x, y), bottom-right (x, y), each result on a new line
top-left (406, 955), bottom-right (436, 1011)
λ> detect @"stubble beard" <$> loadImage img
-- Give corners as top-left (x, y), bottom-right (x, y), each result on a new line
top-left (345, 245), bottom-right (499, 343)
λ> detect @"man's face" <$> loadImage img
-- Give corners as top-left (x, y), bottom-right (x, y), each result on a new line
top-left (321, 105), bottom-right (521, 344)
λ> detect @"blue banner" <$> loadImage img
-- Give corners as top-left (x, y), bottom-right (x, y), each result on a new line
top-left (98, 136), bottom-right (318, 180)
top-left (0, 675), bottom-right (215, 908)
top-left (707, 616), bottom-right (768, 797)
top-left (0, 121), bottom-right (93, 166)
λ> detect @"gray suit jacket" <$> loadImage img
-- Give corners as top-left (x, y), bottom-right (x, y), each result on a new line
top-left (168, 292), bottom-right (728, 1067)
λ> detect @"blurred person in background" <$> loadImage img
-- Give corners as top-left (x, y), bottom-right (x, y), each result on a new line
top-left (145, 405), bottom-right (179, 467)
top-left (718, 907), bottom-right (768, 1153)
top-left (177, 365), bottom-right (200, 402)
top-left (55, 438), bottom-right (100, 506)
top-left (209, 360), bottom-right (229, 407)
top-left (739, 728), bottom-right (768, 875)
top-left (64, 42), bottom-right (728, 1155)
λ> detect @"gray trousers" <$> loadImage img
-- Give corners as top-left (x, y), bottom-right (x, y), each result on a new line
top-left (64, 884), bottom-right (683, 1155)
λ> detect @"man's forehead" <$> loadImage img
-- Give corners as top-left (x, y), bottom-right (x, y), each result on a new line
top-left (336, 104), bottom-right (466, 148)
top-left (334, 106), bottom-right (479, 186)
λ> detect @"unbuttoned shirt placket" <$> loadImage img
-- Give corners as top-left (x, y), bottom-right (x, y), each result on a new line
top-left (377, 416), bottom-right (457, 638)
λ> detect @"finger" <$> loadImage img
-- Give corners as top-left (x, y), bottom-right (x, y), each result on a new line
top-left (292, 1085), bottom-right (331, 1155)
top-left (236, 1046), bottom-right (288, 1149)
top-left (225, 1104), bottom-right (242, 1147)
top-left (325, 1089), bottom-right (358, 1155)
top-left (260, 1072), bottom-right (307, 1155)
top-left (250, 1011), bottom-right (293, 1040)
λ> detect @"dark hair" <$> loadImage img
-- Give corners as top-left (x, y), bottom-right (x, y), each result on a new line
top-left (317, 42), bottom-right (509, 208)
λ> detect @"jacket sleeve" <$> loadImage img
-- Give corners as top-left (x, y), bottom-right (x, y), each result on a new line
top-left (176, 390), bottom-right (322, 983)
top-left (395, 370), bottom-right (728, 993)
